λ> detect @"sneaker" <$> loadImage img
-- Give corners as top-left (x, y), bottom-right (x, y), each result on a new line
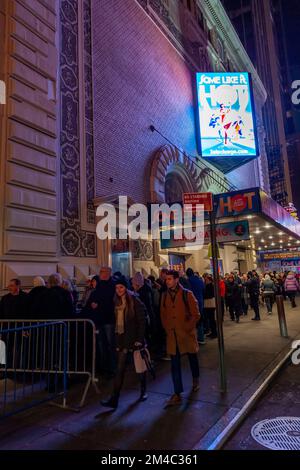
top-left (138, 392), bottom-right (148, 402)
top-left (251, 317), bottom-right (260, 321)
top-left (165, 394), bottom-right (182, 407)
top-left (101, 397), bottom-right (118, 409)
top-left (161, 356), bottom-right (171, 361)
top-left (198, 340), bottom-right (206, 345)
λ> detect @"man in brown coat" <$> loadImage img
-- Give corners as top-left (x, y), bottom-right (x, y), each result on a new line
top-left (160, 270), bottom-right (201, 406)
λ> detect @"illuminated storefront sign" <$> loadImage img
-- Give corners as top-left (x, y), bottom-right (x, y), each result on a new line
top-left (160, 220), bottom-right (250, 249)
top-left (196, 72), bottom-right (259, 173)
top-left (261, 251), bottom-right (300, 261)
top-left (214, 189), bottom-right (260, 218)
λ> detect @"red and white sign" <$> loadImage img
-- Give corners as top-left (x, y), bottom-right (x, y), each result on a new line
top-left (183, 192), bottom-right (213, 212)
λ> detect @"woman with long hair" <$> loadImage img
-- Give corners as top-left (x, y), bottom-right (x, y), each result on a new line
top-left (101, 277), bottom-right (147, 409)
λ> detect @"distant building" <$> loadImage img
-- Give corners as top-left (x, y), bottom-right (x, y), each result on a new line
top-left (222, 0), bottom-right (293, 206)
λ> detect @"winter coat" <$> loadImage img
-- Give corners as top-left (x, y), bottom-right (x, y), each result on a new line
top-left (42, 286), bottom-right (74, 319)
top-left (0, 291), bottom-right (28, 319)
top-left (261, 279), bottom-right (276, 295)
top-left (136, 283), bottom-right (154, 324)
top-left (225, 280), bottom-right (242, 302)
top-left (284, 275), bottom-right (299, 293)
top-left (246, 277), bottom-right (260, 298)
top-left (160, 285), bottom-right (200, 355)
top-left (27, 286), bottom-right (48, 318)
top-left (115, 292), bottom-right (146, 350)
top-left (187, 274), bottom-right (205, 313)
top-left (86, 278), bottom-right (116, 326)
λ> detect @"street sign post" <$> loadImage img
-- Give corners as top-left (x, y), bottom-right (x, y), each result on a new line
top-left (183, 192), bottom-right (227, 393)
top-left (183, 192), bottom-right (213, 212)
top-left (209, 208), bottom-right (227, 393)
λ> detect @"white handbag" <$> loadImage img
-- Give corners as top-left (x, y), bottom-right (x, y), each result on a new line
top-left (133, 348), bottom-right (150, 373)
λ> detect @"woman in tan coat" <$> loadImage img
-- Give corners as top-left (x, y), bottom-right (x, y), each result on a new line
top-left (160, 270), bottom-right (201, 406)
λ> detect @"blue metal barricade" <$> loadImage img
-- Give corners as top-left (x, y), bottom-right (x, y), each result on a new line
top-left (0, 321), bottom-right (67, 419)
top-left (0, 319), bottom-right (99, 410)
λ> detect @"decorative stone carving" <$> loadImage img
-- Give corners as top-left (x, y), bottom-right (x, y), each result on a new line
top-left (150, 145), bottom-right (212, 203)
top-left (60, 0), bottom-right (96, 257)
top-left (133, 240), bottom-right (154, 261)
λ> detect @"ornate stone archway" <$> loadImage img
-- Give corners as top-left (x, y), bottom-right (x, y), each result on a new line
top-left (150, 145), bottom-right (226, 203)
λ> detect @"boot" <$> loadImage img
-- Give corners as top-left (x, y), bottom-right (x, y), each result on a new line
top-left (101, 394), bottom-right (119, 409)
top-left (192, 378), bottom-right (200, 392)
top-left (138, 373), bottom-right (148, 402)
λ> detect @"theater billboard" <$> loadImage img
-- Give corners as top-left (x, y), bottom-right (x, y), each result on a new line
top-left (196, 72), bottom-right (259, 173)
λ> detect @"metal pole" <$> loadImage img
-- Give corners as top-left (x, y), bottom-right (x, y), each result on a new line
top-left (209, 210), bottom-right (227, 393)
top-left (276, 295), bottom-right (288, 338)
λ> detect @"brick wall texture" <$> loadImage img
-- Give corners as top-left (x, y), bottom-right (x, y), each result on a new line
top-left (92, 0), bottom-right (202, 204)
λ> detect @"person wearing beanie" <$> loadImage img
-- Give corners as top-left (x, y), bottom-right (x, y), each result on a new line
top-left (101, 278), bottom-right (147, 409)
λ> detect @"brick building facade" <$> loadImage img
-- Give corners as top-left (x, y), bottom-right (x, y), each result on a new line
top-left (0, 0), bottom-right (269, 291)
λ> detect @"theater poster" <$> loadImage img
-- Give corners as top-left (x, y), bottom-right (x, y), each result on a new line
top-left (196, 72), bottom-right (259, 173)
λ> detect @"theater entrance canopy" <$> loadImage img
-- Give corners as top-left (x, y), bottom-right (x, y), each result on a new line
top-left (213, 188), bottom-right (300, 251)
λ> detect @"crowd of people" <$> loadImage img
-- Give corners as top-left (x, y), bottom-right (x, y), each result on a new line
top-left (0, 267), bottom-right (299, 408)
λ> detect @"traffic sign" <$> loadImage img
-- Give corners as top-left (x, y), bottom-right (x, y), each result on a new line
top-left (183, 192), bottom-right (213, 212)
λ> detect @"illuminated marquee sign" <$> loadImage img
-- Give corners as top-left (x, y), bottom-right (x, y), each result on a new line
top-left (196, 72), bottom-right (259, 173)
top-left (214, 189), bottom-right (260, 218)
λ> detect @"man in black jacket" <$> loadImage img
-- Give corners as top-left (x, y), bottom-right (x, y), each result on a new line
top-left (43, 274), bottom-right (74, 319)
top-left (0, 278), bottom-right (28, 319)
top-left (86, 266), bottom-right (116, 377)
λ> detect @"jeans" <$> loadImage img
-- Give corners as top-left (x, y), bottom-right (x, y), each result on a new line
top-left (96, 324), bottom-right (116, 374)
top-left (241, 298), bottom-right (248, 315)
top-left (264, 294), bottom-right (274, 313)
top-left (287, 291), bottom-right (297, 307)
top-left (170, 345), bottom-right (199, 395)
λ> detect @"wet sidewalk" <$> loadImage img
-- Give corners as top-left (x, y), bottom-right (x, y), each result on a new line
top-left (0, 301), bottom-right (300, 450)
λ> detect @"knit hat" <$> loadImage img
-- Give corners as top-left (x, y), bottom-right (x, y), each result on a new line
top-left (132, 272), bottom-right (144, 288)
top-left (115, 276), bottom-right (128, 289)
top-left (33, 276), bottom-right (45, 287)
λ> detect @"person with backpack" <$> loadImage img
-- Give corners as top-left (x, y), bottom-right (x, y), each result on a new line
top-left (160, 270), bottom-right (200, 406)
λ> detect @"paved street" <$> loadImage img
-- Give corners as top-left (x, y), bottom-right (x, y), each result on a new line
top-left (224, 362), bottom-right (300, 450)
top-left (1, 301), bottom-right (300, 450)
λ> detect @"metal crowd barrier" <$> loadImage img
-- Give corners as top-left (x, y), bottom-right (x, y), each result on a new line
top-left (0, 321), bottom-right (67, 419)
top-left (0, 319), bottom-right (100, 412)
